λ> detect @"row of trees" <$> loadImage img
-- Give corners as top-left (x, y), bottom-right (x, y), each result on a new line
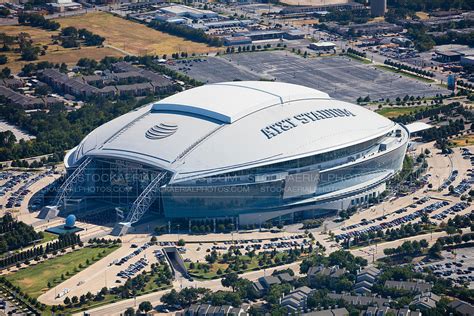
top-left (420, 119), bottom-right (465, 142)
top-left (339, 221), bottom-right (427, 246)
top-left (319, 8), bottom-right (370, 25)
top-left (394, 102), bottom-right (461, 125)
top-left (0, 233), bottom-right (81, 269)
top-left (18, 13), bottom-right (60, 31)
top-left (21, 60), bottom-right (68, 76)
top-left (346, 47), bottom-right (367, 58)
top-left (0, 277), bottom-right (45, 313)
top-left (300, 250), bottom-right (368, 274)
top-left (430, 232), bottom-right (474, 258)
top-left (0, 214), bottom-right (43, 254)
top-left (387, 0), bottom-right (472, 11)
top-left (148, 20), bottom-right (222, 47)
top-left (433, 29), bottom-right (474, 47)
top-left (457, 80), bottom-right (474, 90)
top-left (383, 239), bottom-right (429, 257)
top-left (384, 59), bottom-right (435, 78)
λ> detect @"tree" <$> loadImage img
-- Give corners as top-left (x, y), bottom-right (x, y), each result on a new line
top-left (0, 55), bottom-right (6, 65)
top-left (21, 45), bottom-right (40, 61)
top-left (161, 289), bottom-right (180, 306)
top-left (177, 239), bottom-right (185, 246)
top-left (221, 273), bottom-right (239, 292)
top-left (138, 301), bottom-right (153, 314)
top-left (63, 297), bottom-right (71, 306)
top-left (124, 307), bottom-right (135, 316)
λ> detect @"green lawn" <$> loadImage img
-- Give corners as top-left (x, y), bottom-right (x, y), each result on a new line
top-left (375, 65), bottom-right (435, 83)
top-left (41, 232), bottom-right (58, 244)
top-left (376, 105), bottom-right (430, 118)
top-left (6, 245), bottom-right (119, 298)
top-left (186, 252), bottom-right (303, 280)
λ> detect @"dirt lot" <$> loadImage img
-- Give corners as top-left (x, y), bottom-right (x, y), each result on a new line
top-left (0, 24), bottom-right (125, 72)
top-left (284, 18), bottom-right (319, 26)
top-left (54, 12), bottom-right (218, 56)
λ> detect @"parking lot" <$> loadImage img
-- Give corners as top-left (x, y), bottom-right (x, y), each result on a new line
top-left (0, 170), bottom-right (56, 212)
top-left (180, 234), bottom-right (312, 262)
top-left (167, 51), bottom-right (449, 102)
top-left (0, 120), bottom-right (35, 142)
top-left (331, 145), bottom-right (473, 240)
top-left (417, 248), bottom-right (474, 289)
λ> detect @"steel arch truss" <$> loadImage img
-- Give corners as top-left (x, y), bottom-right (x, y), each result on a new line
top-left (54, 157), bottom-right (92, 208)
top-left (124, 171), bottom-right (168, 225)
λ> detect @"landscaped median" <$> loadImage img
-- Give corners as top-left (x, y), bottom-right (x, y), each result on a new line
top-left (185, 244), bottom-right (320, 280)
top-left (345, 52), bottom-right (372, 64)
top-left (375, 64), bottom-right (435, 83)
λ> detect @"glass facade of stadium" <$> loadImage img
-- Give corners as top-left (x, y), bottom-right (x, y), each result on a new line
top-left (67, 126), bottom-right (408, 223)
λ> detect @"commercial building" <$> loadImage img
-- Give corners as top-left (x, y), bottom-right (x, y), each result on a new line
top-left (279, 2), bottom-right (364, 17)
top-left (324, 21), bottom-right (402, 36)
top-left (160, 4), bottom-right (218, 19)
top-left (224, 36), bottom-right (252, 46)
top-left (370, 0), bottom-right (386, 17)
top-left (58, 81), bottom-right (409, 233)
top-left (309, 42), bottom-right (336, 51)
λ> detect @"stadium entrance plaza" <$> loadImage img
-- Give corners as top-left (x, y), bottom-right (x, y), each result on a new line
top-left (9, 143), bottom-right (473, 312)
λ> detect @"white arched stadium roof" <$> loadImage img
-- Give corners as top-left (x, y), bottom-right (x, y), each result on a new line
top-left (66, 81), bottom-right (397, 183)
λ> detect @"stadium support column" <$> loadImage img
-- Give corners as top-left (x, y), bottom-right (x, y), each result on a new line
top-left (112, 171), bottom-right (168, 236)
top-left (125, 171), bottom-right (168, 224)
top-left (48, 157), bottom-right (92, 214)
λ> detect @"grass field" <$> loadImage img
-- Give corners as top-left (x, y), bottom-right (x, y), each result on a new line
top-left (450, 134), bottom-right (474, 147)
top-left (0, 24), bottom-right (124, 72)
top-left (376, 106), bottom-right (430, 118)
top-left (6, 245), bottom-right (118, 298)
top-left (41, 232), bottom-right (57, 244)
top-left (54, 12), bottom-right (217, 56)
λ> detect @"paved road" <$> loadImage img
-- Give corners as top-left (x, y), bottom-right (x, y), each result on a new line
top-left (76, 261), bottom-right (302, 316)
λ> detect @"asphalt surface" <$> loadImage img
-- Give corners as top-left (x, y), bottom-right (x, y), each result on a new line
top-left (167, 51), bottom-right (450, 102)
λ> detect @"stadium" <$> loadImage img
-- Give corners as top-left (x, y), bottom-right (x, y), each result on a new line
top-left (56, 81), bottom-right (409, 232)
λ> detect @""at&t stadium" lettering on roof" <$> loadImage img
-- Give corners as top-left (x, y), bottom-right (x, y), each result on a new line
top-left (261, 108), bottom-right (356, 140)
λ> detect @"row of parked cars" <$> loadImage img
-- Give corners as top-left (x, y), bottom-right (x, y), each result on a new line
top-left (421, 256), bottom-right (474, 286)
top-left (117, 257), bottom-right (149, 279)
top-left (0, 172), bottom-right (31, 197)
top-left (115, 243), bottom-right (151, 266)
top-left (1, 170), bottom-right (53, 209)
top-left (154, 249), bottom-right (164, 261)
top-left (451, 179), bottom-right (472, 196)
top-left (431, 202), bottom-right (469, 220)
top-left (336, 200), bottom-right (449, 241)
top-left (263, 238), bottom-right (311, 250)
top-left (206, 235), bottom-right (310, 253)
top-left (341, 196), bottom-right (432, 233)
top-left (440, 169), bottom-right (459, 191)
